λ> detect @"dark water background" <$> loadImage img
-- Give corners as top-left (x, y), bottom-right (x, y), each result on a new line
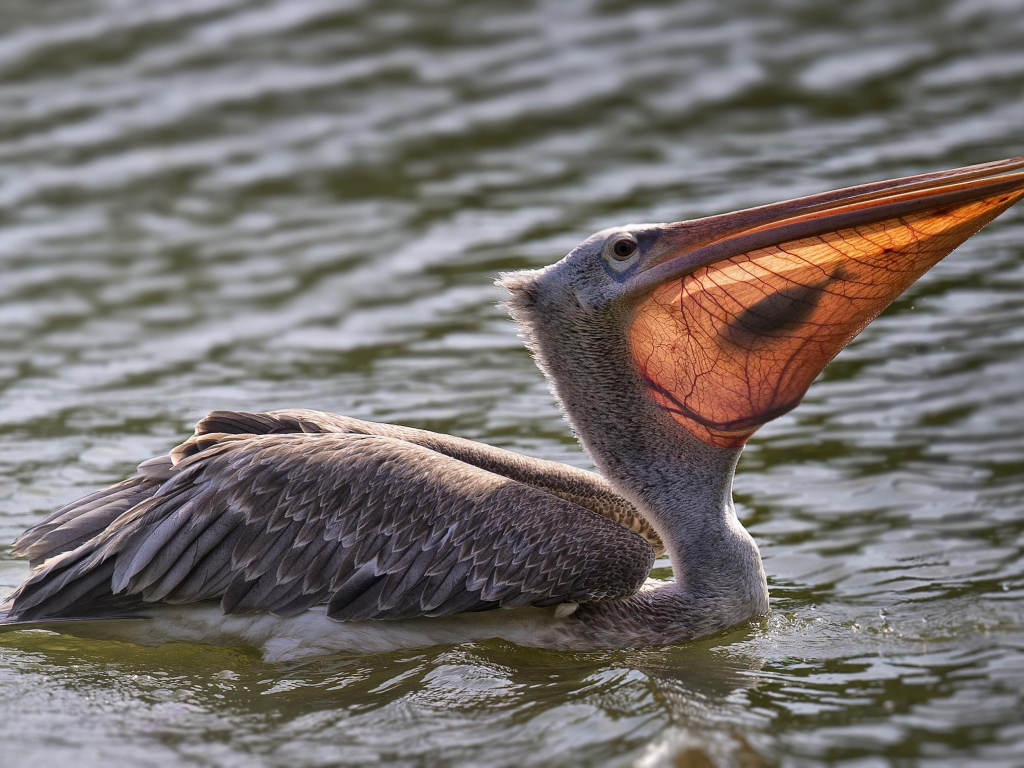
top-left (1, 1), bottom-right (1024, 765)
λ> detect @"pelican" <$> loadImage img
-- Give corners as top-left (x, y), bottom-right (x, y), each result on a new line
top-left (2, 158), bottom-right (1023, 661)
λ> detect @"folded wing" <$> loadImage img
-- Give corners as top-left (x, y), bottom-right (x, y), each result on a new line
top-left (5, 427), bottom-right (655, 623)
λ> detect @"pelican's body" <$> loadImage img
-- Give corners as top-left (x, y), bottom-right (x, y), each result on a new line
top-left (3, 158), bottom-right (1023, 660)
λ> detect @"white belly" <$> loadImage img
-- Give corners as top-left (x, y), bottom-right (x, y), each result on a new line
top-left (73, 604), bottom-right (573, 661)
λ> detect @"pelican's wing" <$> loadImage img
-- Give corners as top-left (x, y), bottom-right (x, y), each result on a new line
top-left (11, 475), bottom-right (163, 568)
top-left (198, 409), bottom-right (663, 552)
top-left (4, 430), bottom-right (655, 623)
top-left (11, 411), bottom-right (662, 570)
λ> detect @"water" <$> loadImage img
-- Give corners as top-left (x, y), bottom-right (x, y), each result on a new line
top-left (1, 0), bottom-right (1023, 765)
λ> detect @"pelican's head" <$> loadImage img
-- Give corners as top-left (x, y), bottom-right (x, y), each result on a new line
top-left (501, 158), bottom-right (1024, 451)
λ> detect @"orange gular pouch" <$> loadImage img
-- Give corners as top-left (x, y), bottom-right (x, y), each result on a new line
top-left (631, 187), bottom-right (1024, 448)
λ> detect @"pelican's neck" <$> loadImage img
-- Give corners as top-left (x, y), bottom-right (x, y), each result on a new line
top-left (518, 300), bottom-right (768, 623)
top-left (570, 391), bottom-right (766, 619)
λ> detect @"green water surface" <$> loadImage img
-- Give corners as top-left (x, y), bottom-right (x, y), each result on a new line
top-left (1, 1), bottom-right (1024, 765)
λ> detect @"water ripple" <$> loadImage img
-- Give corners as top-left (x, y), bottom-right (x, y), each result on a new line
top-left (1, 0), bottom-right (1024, 765)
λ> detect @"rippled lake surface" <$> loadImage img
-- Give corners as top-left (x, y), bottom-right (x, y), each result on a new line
top-left (1, 1), bottom-right (1024, 765)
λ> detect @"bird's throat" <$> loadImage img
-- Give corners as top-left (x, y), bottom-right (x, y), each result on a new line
top-left (524, 310), bottom-right (769, 617)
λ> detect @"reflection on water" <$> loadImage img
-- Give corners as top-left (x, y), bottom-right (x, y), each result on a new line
top-left (0, 629), bottom-right (764, 766)
top-left (1, 0), bottom-right (1023, 765)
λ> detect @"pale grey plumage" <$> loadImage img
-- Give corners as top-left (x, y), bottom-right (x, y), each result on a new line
top-left (5, 412), bottom-right (655, 625)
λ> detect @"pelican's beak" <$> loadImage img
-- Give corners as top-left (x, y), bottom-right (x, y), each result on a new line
top-left (626, 157), bottom-right (1024, 448)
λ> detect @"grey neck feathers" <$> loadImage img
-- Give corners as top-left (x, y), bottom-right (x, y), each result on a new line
top-left (512, 291), bottom-right (769, 624)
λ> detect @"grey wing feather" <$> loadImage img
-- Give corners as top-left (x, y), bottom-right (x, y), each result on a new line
top-left (191, 409), bottom-right (664, 554)
top-left (4, 431), bottom-right (655, 624)
top-left (11, 476), bottom-right (162, 568)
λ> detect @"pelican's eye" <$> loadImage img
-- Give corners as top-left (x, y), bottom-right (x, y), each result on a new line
top-left (611, 237), bottom-right (638, 260)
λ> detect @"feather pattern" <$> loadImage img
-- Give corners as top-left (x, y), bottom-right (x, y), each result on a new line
top-left (3, 412), bottom-right (656, 624)
top-left (192, 409), bottom-right (664, 553)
